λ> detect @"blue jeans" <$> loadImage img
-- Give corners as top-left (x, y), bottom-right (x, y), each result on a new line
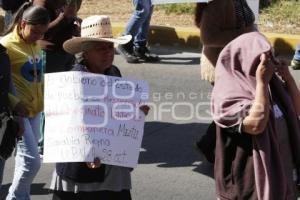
top-left (293, 44), bottom-right (300, 61)
top-left (0, 158), bottom-right (4, 188)
top-left (124, 0), bottom-right (153, 47)
top-left (6, 113), bottom-right (41, 200)
top-left (4, 11), bottom-right (13, 29)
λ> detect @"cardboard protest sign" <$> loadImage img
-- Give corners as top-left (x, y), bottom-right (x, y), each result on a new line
top-left (151, 0), bottom-right (212, 5)
top-left (43, 71), bottom-right (149, 168)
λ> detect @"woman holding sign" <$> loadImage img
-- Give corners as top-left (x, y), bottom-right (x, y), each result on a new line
top-left (49, 15), bottom-right (149, 200)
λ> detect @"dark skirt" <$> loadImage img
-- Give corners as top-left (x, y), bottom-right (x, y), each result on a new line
top-left (52, 189), bottom-right (131, 200)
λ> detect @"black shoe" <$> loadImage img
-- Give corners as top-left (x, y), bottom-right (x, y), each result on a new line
top-left (133, 46), bottom-right (159, 62)
top-left (116, 43), bottom-right (139, 63)
top-left (38, 142), bottom-right (44, 159)
top-left (291, 59), bottom-right (300, 70)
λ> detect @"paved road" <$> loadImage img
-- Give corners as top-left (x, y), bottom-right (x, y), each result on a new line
top-left (0, 47), bottom-right (296, 200)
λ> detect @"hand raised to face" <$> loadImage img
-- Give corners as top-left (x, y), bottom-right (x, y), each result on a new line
top-left (256, 53), bottom-right (275, 84)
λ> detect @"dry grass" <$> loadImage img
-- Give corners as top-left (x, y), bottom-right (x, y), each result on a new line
top-left (78, 0), bottom-right (300, 34)
top-left (78, 0), bottom-right (194, 27)
top-left (0, 0), bottom-right (297, 34)
top-left (258, 0), bottom-right (300, 34)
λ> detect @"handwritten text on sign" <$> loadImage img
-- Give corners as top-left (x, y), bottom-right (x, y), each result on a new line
top-left (43, 71), bottom-right (149, 168)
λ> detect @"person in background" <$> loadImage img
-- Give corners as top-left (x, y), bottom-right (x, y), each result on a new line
top-left (194, 0), bottom-right (256, 163)
top-left (49, 15), bottom-right (149, 200)
top-left (212, 31), bottom-right (300, 199)
top-left (1, 0), bottom-right (29, 28)
top-left (32, 0), bottom-right (82, 156)
top-left (116, 0), bottom-right (159, 63)
top-left (0, 43), bottom-right (26, 190)
top-left (195, 0), bottom-right (255, 84)
top-left (33, 0), bottom-right (81, 73)
top-left (0, 43), bottom-right (14, 189)
top-left (291, 44), bottom-right (300, 70)
top-left (0, 3), bottom-right (49, 199)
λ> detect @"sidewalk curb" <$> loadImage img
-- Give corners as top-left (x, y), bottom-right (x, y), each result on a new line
top-left (112, 25), bottom-right (300, 54)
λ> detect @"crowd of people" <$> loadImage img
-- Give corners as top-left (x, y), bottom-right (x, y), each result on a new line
top-left (0, 0), bottom-right (299, 200)
top-left (0, 1), bottom-right (146, 200)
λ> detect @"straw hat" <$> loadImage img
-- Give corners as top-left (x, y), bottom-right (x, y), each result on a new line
top-left (63, 15), bottom-right (131, 54)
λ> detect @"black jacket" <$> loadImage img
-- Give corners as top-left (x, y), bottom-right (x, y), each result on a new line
top-left (1, 0), bottom-right (28, 13)
top-left (0, 44), bottom-right (18, 160)
top-left (0, 44), bottom-right (12, 114)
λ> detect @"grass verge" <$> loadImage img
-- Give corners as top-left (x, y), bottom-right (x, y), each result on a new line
top-left (157, 1), bottom-right (300, 34)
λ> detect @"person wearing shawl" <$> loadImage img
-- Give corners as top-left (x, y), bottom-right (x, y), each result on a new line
top-left (194, 0), bottom-right (256, 164)
top-left (211, 31), bottom-right (300, 199)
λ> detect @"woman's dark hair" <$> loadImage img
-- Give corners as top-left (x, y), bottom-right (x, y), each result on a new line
top-left (195, 3), bottom-right (208, 28)
top-left (4, 2), bottom-right (50, 34)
